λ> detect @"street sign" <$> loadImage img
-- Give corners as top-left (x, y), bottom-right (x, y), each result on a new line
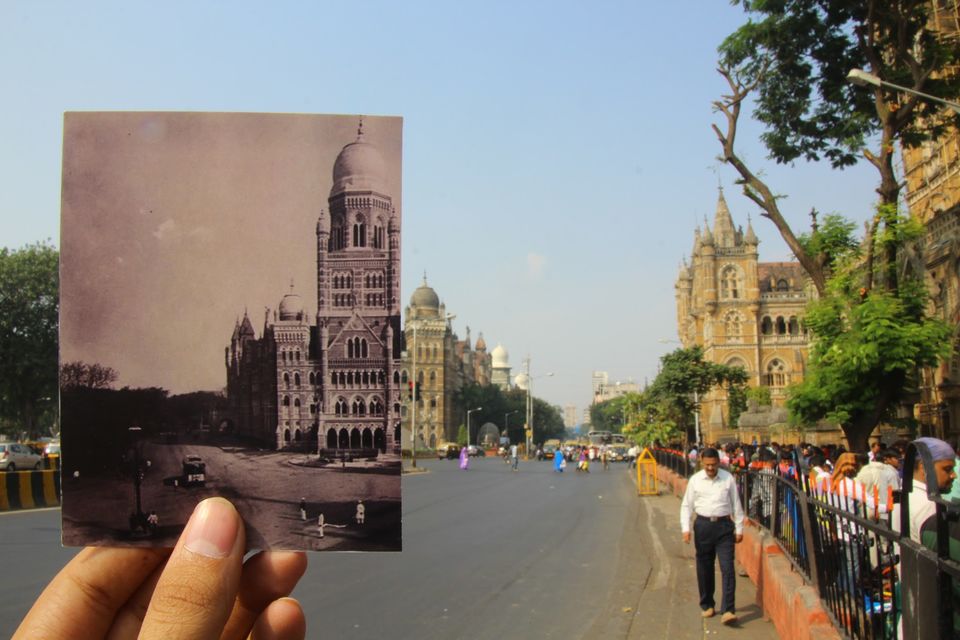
top-left (636, 447), bottom-right (659, 496)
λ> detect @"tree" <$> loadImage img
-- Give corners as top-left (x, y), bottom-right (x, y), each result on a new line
top-left (647, 347), bottom-right (748, 442)
top-left (0, 242), bottom-right (59, 439)
top-left (60, 361), bottom-right (118, 390)
top-left (715, 0), bottom-right (960, 295)
top-left (713, 1), bottom-right (959, 450)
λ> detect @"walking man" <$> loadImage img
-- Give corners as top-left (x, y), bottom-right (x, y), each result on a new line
top-left (680, 447), bottom-right (744, 625)
top-left (299, 497), bottom-right (306, 521)
top-left (510, 443), bottom-right (519, 472)
top-left (355, 500), bottom-right (365, 525)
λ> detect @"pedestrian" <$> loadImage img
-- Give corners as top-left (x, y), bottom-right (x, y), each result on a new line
top-left (355, 500), bottom-right (365, 525)
top-left (317, 513), bottom-right (325, 538)
top-left (299, 497), bottom-right (306, 521)
top-left (510, 443), bottom-right (519, 471)
top-left (459, 444), bottom-right (470, 470)
top-left (554, 447), bottom-right (565, 472)
top-left (680, 447), bottom-right (745, 625)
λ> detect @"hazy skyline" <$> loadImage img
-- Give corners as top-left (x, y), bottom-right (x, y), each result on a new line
top-left (2, 2), bottom-right (883, 413)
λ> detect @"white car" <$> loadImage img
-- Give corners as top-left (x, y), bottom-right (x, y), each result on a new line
top-left (0, 443), bottom-right (42, 471)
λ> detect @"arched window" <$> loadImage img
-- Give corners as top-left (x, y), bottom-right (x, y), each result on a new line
top-left (788, 316), bottom-right (800, 335)
top-left (776, 316), bottom-right (787, 335)
top-left (347, 371), bottom-right (354, 386)
top-left (361, 339), bottom-right (368, 358)
top-left (282, 395), bottom-right (290, 407)
top-left (283, 372), bottom-right (290, 387)
top-left (393, 370), bottom-right (400, 384)
top-left (394, 402), bottom-right (401, 415)
top-left (339, 372), bottom-right (346, 385)
top-left (294, 373), bottom-right (301, 387)
top-left (400, 370), bottom-right (408, 384)
top-left (726, 357), bottom-right (747, 372)
top-left (761, 316), bottom-right (773, 335)
top-left (776, 279), bottom-right (789, 292)
top-left (430, 370), bottom-right (437, 384)
top-left (347, 340), bottom-right (354, 358)
top-left (362, 371), bottom-right (370, 385)
top-left (720, 266), bottom-right (741, 300)
top-left (724, 311), bottom-right (741, 339)
top-left (294, 398), bottom-right (301, 408)
top-left (765, 359), bottom-right (787, 387)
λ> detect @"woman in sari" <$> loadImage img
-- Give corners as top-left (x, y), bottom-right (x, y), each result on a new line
top-left (459, 444), bottom-right (470, 470)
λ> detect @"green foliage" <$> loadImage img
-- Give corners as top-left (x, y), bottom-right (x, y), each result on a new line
top-left (797, 214), bottom-right (860, 273)
top-left (746, 385), bottom-right (772, 407)
top-left (456, 424), bottom-right (467, 446)
top-left (453, 383), bottom-right (564, 445)
top-left (0, 242), bottom-right (59, 438)
top-left (720, 1), bottom-right (960, 168)
top-left (787, 208), bottom-right (952, 448)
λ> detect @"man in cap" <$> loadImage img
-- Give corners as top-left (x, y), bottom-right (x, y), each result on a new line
top-left (896, 437), bottom-right (957, 542)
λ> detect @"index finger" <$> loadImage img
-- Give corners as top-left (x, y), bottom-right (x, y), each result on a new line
top-left (14, 546), bottom-right (170, 639)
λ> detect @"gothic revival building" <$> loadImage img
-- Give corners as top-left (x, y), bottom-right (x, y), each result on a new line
top-left (903, 1), bottom-right (960, 441)
top-left (226, 122), bottom-right (402, 451)
top-left (400, 278), bottom-right (501, 447)
top-left (674, 190), bottom-right (811, 439)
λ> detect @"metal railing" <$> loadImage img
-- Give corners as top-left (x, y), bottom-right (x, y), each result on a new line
top-left (654, 444), bottom-right (960, 639)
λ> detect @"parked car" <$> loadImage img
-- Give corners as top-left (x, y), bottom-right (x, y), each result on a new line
top-left (0, 442), bottom-right (42, 471)
top-left (181, 455), bottom-right (206, 486)
top-left (467, 445), bottom-right (486, 457)
top-left (436, 442), bottom-right (461, 459)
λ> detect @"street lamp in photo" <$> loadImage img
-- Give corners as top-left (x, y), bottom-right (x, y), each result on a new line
top-left (846, 68), bottom-right (960, 115)
top-left (466, 407), bottom-right (482, 448)
top-left (504, 409), bottom-right (518, 445)
top-left (127, 425), bottom-right (147, 534)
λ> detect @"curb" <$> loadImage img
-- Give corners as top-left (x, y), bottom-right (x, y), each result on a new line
top-left (0, 469), bottom-right (61, 511)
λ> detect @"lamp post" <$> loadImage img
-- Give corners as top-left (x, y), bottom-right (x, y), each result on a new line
top-left (407, 312), bottom-right (455, 468)
top-left (516, 358), bottom-right (553, 459)
top-left (847, 68), bottom-right (960, 114)
top-left (504, 410), bottom-right (518, 445)
top-left (128, 425), bottom-right (145, 532)
top-left (467, 407), bottom-right (482, 448)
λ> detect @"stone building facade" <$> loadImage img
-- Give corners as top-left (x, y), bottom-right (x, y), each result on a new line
top-left (903, 1), bottom-right (960, 442)
top-left (226, 121), bottom-right (402, 452)
top-left (674, 190), bottom-right (811, 440)
top-left (399, 278), bottom-right (503, 448)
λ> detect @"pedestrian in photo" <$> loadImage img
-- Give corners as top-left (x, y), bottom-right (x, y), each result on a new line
top-left (554, 447), bottom-right (565, 472)
top-left (459, 444), bottom-right (470, 470)
top-left (355, 500), bottom-right (365, 525)
top-left (680, 447), bottom-right (745, 626)
top-left (317, 513), bottom-right (325, 538)
top-left (510, 443), bottom-right (519, 472)
top-left (299, 497), bottom-right (306, 521)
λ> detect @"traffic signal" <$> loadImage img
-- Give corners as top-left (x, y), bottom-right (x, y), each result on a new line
top-left (408, 381), bottom-right (414, 400)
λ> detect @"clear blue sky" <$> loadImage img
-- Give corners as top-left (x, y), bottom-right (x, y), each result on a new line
top-left (1, 1), bottom-right (881, 415)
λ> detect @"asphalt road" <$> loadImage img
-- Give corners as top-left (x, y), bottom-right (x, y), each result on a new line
top-left (2, 458), bottom-right (779, 639)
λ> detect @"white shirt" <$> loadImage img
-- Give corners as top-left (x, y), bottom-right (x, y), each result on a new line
top-left (680, 468), bottom-right (745, 535)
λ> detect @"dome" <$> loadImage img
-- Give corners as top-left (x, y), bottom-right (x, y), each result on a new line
top-left (278, 292), bottom-right (304, 321)
top-left (330, 120), bottom-right (387, 198)
top-left (409, 276), bottom-right (440, 310)
top-left (514, 373), bottom-right (529, 391)
top-left (491, 343), bottom-right (509, 367)
top-left (475, 333), bottom-right (487, 351)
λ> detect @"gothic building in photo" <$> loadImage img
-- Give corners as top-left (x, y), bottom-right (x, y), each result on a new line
top-left (226, 121), bottom-right (402, 452)
top-left (674, 189), bottom-right (811, 440)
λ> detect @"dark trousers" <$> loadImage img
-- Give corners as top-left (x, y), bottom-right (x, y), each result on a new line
top-left (693, 516), bottom-right (736, 613)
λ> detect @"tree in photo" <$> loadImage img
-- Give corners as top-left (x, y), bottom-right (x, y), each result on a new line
top-left (60, 361), bottom-right (118, 390)
top-left (0, 242), bottom-right (59, 439)
top-left (713, 1), bottom-right (959, 450)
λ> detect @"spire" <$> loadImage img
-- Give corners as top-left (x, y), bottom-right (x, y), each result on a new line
top-left (701, 215), bottom-right (714, 247)
top-left (712, 187), bottom-right (736, 247)
top-left (744, 215), bottom-right (759, 245)
top-left (356, 116), bottom-right (365, 141)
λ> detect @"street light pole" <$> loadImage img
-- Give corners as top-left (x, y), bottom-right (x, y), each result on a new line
top-left (846, 68), bottom-right (960, 115)
top-left (504, 410), bottom-right (518, 444)
top-left (467, 407), bottom-right (482, 447)
top-left (410, 322), bottom-right (418, 468)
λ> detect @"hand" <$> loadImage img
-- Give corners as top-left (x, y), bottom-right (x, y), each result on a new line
top-left (734, 533), bottom-right (743, 544)
top-left (15, 497), bottom-right (308, 639)
top-left (682, 532), bottom-right (691, 544)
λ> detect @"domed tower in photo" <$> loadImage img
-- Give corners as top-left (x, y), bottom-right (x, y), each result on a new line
top-left (227, 117), bottom-right (402, 452)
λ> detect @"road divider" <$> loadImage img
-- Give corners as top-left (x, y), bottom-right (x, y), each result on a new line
top-left (0, 469), bottom-right (61, 511)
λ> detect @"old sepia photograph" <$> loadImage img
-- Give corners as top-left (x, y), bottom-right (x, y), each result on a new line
top-left (59, 112), bottom-right (403, 551)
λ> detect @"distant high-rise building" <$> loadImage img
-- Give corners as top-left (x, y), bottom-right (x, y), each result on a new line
top-left (563, 404), bottom-right (577, 428)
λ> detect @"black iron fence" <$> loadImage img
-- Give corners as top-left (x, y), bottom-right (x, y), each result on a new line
top-left (654, 444), bottom-right (960, 639)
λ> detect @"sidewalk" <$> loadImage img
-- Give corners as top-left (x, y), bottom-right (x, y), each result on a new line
top-left (587, 474), bottom-right (779, 640)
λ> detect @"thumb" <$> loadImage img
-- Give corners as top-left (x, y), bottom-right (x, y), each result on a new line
top-left (140, 498), bottom-right (246, 639)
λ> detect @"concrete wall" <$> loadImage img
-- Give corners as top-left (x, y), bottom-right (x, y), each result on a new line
top-left (0, 469), bottom-right (61, 510)
top-left (655, 463), bottom-right (840, 640)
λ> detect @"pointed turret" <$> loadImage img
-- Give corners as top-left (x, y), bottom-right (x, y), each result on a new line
top-left (744, 216), bottom-right (759, 246)
top-left (712, 188), bottom-right (736, 247)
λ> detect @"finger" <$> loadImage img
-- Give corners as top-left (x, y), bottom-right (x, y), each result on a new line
top-left (104, 555), bottom-right (167, 640)
top-left (220, 551), bottom-right (308, 640)
top-left (139, 498), bottom-right (245, 640)
top-left (14, 546), bottom-right (169, 639)
top-left (249, 598), bottom-right (306, 640)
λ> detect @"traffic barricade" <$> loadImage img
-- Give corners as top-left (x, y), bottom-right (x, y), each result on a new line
top-left (636, 447), bottom-right (659, 496)
top-left (0, 469), bottom-right (61, 510)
